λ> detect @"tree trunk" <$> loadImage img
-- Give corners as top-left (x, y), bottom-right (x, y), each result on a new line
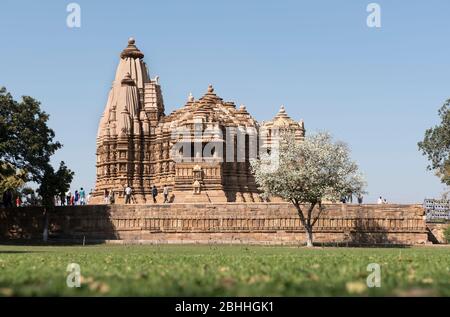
top-left (43, 208), bottom-right (48, 242)
top-left (305, 226), bottom-right (313, 247)
top-left (292, 201), bottom-right (315, 248)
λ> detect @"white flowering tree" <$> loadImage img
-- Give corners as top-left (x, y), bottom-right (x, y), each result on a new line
top-left (251, 132), bottom-right (366, 247)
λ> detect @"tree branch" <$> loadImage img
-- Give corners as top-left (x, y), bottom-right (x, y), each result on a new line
top-left (311, 201), bottom-right (324, 227)
top-left (306, 201), bottom-right (317, 227)
top-left (292, 198), bottom-right (307, 227)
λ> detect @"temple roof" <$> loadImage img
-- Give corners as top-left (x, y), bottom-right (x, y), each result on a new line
top-left (263, 105), bottom-right (304, 130)
top-left (198, 84), bottom-right (223, 104)
top-left (98, 38), bottom-right (304, 144)
top-left (162, 84), bottom-right (257, 130)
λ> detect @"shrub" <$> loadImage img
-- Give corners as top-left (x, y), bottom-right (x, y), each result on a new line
top-left (444, 226), bottom-right (450, 244)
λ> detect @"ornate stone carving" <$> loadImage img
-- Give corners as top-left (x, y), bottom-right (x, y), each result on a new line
top-left (93, 38), bottom-right (305, 204)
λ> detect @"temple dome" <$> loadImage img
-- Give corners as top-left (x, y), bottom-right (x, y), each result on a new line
top-left (264, 105), bottom-right (303, 129)
top-left (163, 85), bottom-right (258, 131)
top-left (259, 105), bottom-right (305, 143)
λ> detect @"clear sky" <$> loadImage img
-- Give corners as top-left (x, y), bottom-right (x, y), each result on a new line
top-left (1, 0), bottom-right (449, 203)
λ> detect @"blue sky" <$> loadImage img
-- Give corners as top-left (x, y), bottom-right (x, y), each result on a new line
top-left (1, 0), bottom-right (449, 203)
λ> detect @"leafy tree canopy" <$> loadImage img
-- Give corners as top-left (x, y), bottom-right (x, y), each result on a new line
top-left (0, 87), bottom-right (74, 207)
top-left (418, 99), bottom-right (450, 185)
top-left (0, 87), bottom-right (61, 183)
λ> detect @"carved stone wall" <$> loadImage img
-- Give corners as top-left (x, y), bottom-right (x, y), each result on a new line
top-left (0, 204), bottom-right (428, 245)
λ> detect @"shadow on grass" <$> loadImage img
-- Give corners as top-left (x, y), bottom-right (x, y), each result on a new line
top-left (0, 239), bottom-right (109, 247)
top-left (0, 250), bottom-right (49, 254)
top-left (314, 242), bottom-right (412, 248)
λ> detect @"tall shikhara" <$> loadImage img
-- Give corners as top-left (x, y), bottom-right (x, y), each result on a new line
top-left (93, 38), bottom-right (305, 204)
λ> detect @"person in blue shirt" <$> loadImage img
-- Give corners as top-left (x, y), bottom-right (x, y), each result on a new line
top-left (79, 188), bottom-right (86, 205)
top-left (74, 190), bottom-right (80, 205)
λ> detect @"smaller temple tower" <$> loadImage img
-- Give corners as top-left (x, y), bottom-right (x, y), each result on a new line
top-left (260, 105), bottom-right (305, 152)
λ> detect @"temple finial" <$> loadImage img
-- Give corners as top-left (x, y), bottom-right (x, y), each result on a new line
top-left (120, 37), bottom-right (144, 59)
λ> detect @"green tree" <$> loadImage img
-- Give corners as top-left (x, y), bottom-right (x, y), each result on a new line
top-left (0, 87), bottom-right (74, 207)
top-left (418, 99), bottom-right (450, 185)
top-left (37, 161), bottom-right (74, 207)
top-left (0, 87), bottom-right (61, 183)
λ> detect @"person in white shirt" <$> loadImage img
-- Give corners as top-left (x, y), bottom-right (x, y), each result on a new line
top-left (86, 190), bottom-right (92, 205)
top-left (377, 196), bottom-right (383, 204)
top-left (125, 186), bottom-right (132, 204)
top-left (163, 185), bottom-right (169, 203)
top-left (104, 189), bottom-right (109, 204)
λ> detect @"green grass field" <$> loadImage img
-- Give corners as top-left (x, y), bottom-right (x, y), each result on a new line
top-left (0, 244), bottom-right (449, 296)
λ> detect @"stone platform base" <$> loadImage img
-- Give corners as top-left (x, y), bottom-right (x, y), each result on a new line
top-left (0, 203), bottom-right (428, 245)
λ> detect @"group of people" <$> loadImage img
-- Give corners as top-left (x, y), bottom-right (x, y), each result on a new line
top-left (104, 185), bottom-right (171, 204)
top-left (340, 194), bottom-right (390, 205)
top-left (377, 196), bottom-right (388, 204)
top-left (340, 194), bottom-right (364, 204)
top-left (4, 186), bottom-right (391, 207)
top-left (59, 188), bottom-right (91, 206)
top-left (2, 189), bottom-right (29, 207)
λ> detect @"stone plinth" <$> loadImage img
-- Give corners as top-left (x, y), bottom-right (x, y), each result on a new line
top-left (0, 203), bottom-right (428, 245)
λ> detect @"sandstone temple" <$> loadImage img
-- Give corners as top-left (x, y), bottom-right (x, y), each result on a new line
top-left (93, 38), bottom-right (305, 204)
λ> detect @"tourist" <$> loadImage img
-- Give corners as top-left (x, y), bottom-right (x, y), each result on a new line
top-left (66, 190), bottom-right (72, 206)
top-left (70, 193), bottom-right (75, 206)
top-left (109, 190), bottom-right (115, 204)
top-left (125, 185), bottom-right (132, 204)
top-left (104, 189), bottom-right (109, 204)
top-left (55, 195), bottom-right (61, 206)
top-left (347, 194), bottom-right (353, 204)
top-left (74, 190), bottom-right (80, 205)
top-left (15, 195), bottom-right (21, 207)
top-left (152, 185), bottom-right (158, 203)
top-left (377, 196), bottom-right (383, 204)
top-left (357, 194), bottom-right (363, 205)
top-left (87, 190), bottom-right (92, 205)
top-left (79, 187), bottom-right (86, 205)
top-left (59, 192), bottom-right (65, 206)
top-left (163, 185), bottom-right (169, 203)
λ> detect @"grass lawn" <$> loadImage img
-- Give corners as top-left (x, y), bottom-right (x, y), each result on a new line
top-left (0, 244), bottom-right (449, 296)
